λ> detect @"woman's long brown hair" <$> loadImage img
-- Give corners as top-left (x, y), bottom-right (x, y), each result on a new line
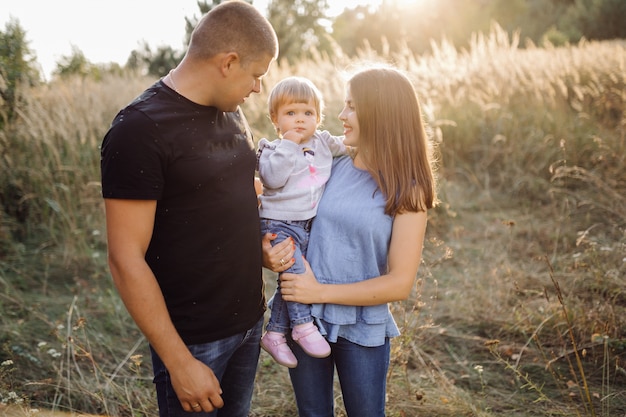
top-left (349, 66), bottom-right (438, 216)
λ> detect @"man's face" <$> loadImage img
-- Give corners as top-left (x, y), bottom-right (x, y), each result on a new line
top-left (218, 54), bottom-right (274, 112)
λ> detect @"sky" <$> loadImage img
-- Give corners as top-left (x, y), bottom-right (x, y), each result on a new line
top-left (2, 0), bottom-right (385, 80)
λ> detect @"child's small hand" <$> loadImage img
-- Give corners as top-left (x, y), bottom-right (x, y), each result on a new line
top-left (281, 130), bottom-right (305, 145)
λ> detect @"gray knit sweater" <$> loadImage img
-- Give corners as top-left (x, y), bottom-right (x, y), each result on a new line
top-left (257, 130), bottom-right (346, 221)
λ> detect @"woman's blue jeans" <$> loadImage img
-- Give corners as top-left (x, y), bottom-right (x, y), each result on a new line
top-left (150, 318), bottom-right (263, 417)
top-left (287, 335), bottom-right (390, 417)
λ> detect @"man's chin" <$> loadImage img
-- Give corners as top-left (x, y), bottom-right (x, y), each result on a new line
top-left (220, 105), bottom-right (240, 113)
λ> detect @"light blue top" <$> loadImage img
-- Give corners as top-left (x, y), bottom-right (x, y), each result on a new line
top-left (308, 155), bottom-right (400, 347)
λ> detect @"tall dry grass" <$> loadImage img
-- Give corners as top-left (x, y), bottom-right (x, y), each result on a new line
top-left (0, 24), bottom-right (624, 416)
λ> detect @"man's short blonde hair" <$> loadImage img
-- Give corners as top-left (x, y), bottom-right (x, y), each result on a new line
top-left (188, 0), bottom-right (278, 65)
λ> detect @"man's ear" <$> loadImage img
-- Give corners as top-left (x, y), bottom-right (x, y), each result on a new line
top-left (220, 52), bottom-right (240, 75)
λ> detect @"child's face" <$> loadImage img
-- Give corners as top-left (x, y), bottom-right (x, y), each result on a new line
top-left (272, 100), bottom-right (319, 141)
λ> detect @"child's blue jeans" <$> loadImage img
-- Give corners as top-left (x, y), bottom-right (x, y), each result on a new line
top-left (261, 218), bottom-right (313, 334)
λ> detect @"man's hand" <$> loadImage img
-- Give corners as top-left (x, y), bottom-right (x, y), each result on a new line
top-left (261, 232), bottom-right (295, 272)
top-left (170, 358), bottom-right (224, 413)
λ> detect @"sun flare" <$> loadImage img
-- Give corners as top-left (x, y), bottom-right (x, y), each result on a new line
top-left (378, 0), bottom-right (434, 10)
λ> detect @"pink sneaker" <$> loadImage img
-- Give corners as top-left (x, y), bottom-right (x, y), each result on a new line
top-left (291, 322), bottom-right (331, 358)
top-left (260, 332), bottom-right (298, 368)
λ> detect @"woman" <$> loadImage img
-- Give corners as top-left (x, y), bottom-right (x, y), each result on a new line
top-left (265, 64), bottom-right (438, 417)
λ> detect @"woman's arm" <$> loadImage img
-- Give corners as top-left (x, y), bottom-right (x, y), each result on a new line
top-left (280, 210), bottom-right (427, 306)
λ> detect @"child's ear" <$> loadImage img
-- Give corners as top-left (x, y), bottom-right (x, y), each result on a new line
top-left (269, 114), bottom-right (280, 134)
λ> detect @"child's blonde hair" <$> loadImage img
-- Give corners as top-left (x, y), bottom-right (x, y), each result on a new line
top-left (268, 77), bottom-right (324, 134)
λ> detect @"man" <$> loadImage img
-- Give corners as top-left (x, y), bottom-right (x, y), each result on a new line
top-left (100, 2), bottom-right (279, 415)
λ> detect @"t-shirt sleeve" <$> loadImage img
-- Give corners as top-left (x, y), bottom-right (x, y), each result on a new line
top-left (100, 109), bottom-right (166, 200)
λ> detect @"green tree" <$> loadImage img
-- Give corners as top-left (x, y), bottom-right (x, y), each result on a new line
top-left (183, 0), bottom-right (227, 47)
top-left (332, 0), bottom-right (493, 57)
top-left (505, 0), bottom-right (570, 44)
top-left (489, 0), bottom-right (625, 45)
top-left (332, 0), bottom-right (626, 59)
top-left (126, 42), bottom-right (183, 78)
top-left (126, 0), bottom-right (333, 73)
top-left (266, 0), bottom-right (331, 63)
top-left (332, 5), bottom-right (389, 56)
top-left (125, 0), bottom-right (229, 77)
top-left (561, 0), bottom-right (626, 40)
top-left (53, 46), bottom-right (92, 78)
top-left (0, 18), bottom-right (39, 124)
top-left (52, 46), bottom-right (126, 80)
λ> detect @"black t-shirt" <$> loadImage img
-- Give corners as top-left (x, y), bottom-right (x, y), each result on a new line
top-left (101, 81), bottom-right (265, 345)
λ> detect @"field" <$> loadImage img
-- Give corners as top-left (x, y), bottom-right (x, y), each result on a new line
top-left (1, 26), bottom-right (625, 416)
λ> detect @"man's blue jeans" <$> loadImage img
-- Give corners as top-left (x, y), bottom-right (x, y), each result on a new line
top-left (150, 318), bottom-right (263, 417)
top-left (287, 335), bottom-right (390, 417)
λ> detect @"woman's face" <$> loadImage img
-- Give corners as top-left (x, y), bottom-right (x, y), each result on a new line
top-left (338, 88), bottom-right (360, 147)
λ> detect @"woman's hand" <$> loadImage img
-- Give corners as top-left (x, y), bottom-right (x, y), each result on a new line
top-left (280, 259), bottom-right (324, 304)
top-left (261, 232), bottom-right (295, 272)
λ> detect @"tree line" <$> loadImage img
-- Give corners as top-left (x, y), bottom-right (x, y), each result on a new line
top-left (1, 0), bottom-right (625, 124)
top-left (131, 0), bottom-right (626, 75)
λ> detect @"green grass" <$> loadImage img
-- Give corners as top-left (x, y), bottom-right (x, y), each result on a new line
top-left (1, 26), bottom-right (625, 416)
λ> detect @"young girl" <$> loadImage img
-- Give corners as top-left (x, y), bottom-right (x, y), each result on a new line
top-left (257, 76), bottom-right (347, 368)
top-left (267, 65), bottom-right (438, 416)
